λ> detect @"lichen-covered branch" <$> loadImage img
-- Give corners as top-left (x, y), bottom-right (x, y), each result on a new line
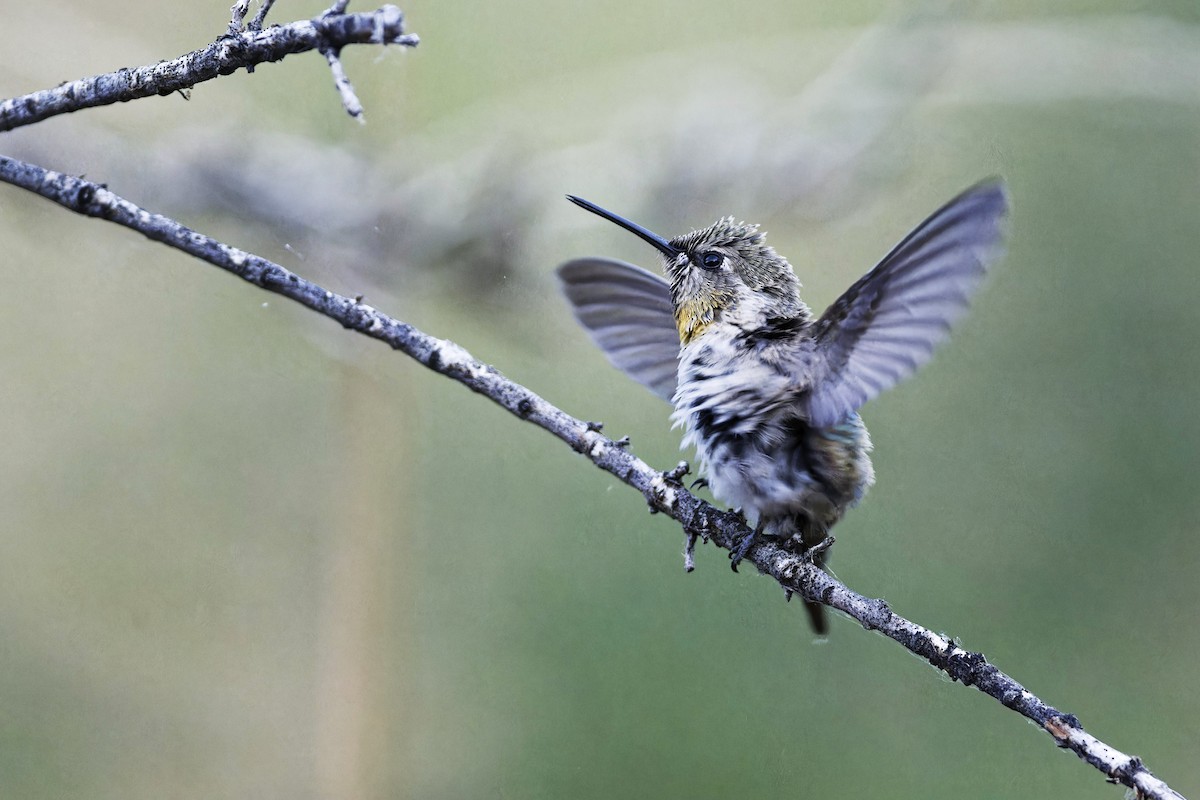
top-left (0, 4), bottom-right (417, 132)
top-left (0, 153), bottom-right (1183, 800)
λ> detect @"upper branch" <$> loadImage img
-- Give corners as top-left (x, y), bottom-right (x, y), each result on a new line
top-left (0, 153), bottom-right (1183, 800)
top-left (0, 4), bottom-right (418, 133)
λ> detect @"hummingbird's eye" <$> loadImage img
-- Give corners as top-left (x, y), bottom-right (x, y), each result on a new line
top-left (699, 251), bottom-right (723, 270)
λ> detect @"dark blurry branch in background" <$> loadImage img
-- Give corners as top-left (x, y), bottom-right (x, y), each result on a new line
top-left (0, 153), bottom-right (1185, 800)
top-left (7, 12), bottom-right (1195, 309)
top-left (0, 7), bottom-right (1186, 800)
top-left (0, 4), bottom-right (956, 302)
top-left (0, 3), bottom-right (417, 132)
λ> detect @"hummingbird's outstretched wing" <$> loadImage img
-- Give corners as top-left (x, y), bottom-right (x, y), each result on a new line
top-left (557, 257), bottom-right (680, 402)
top-left (803, 181), bottom-right (1008, 429)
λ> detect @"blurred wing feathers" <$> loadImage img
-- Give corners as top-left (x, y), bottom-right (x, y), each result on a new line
top-left (803, 181), bottom-right (1008, 427)
top-left (557, 257), bottom-right (680, 402)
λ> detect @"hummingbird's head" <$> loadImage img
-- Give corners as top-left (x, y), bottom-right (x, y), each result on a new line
top-left (568, 196), bottom-right (803, 344)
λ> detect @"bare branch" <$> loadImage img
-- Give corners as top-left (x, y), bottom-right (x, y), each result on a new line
top-left (0, 153), bottom-right (1183, 800)
top-left (0, 4), bottom-right (417, 132)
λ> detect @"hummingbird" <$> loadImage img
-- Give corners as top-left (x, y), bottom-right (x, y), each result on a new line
top-left (558, 182), bottom-right (1007, 633)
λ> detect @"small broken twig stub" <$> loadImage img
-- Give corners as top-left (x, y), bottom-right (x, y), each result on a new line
top-left (322, 46), bottom-right (366, 121)
top-left (0, 4), bottom-right (417, 132)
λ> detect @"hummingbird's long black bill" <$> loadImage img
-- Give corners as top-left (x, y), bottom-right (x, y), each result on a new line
top-left (566, 195), bottom-right (681, 259)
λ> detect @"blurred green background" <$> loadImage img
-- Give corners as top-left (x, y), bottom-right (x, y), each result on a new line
top-left (1, 1), bottom-right (1198, 798)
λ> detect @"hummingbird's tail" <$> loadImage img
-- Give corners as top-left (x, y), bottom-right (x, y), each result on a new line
top-left (804, 601), bottom-right (829, 636)
top-left (800, 518), bottom-right (831, 636)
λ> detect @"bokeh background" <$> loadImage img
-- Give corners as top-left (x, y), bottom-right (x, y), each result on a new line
top-left (1, 1), bottom-right (1198, 798)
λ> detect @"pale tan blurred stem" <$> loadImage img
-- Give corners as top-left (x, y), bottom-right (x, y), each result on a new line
top-left (316, 362), bottom-right (411, 798)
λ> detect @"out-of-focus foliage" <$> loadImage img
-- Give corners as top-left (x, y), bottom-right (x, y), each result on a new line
top-left (0, 1), bottom-right (1197, 799)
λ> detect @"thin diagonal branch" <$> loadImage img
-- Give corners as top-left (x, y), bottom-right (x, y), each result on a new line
top-left (0, 4), bottom-right (417, 133)
top-left (0, 153), bottom-right (1183, 800)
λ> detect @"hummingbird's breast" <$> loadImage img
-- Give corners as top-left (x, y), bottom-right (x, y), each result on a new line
top-left (672, 322), bottom-right (875, 527)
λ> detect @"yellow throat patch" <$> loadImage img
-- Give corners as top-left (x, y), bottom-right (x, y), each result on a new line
top-left (674, 293), bottom-right (731, 345)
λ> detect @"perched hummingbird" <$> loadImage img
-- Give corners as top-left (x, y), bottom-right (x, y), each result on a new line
top-left (558, 182), bottom-right (1007, 633)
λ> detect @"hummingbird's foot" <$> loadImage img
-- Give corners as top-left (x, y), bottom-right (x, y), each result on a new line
top-left (729, 520), bottom-right (766, 572)
top-left (690, 477), bottom-right (709, 490)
